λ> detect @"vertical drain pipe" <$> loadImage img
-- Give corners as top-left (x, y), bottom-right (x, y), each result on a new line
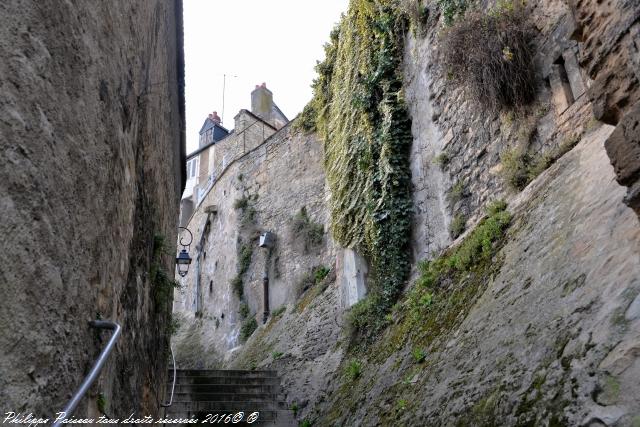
top-left (262, 272), bottom-right (269, 324)
top-left (259, 231), bottom-right (274, 324)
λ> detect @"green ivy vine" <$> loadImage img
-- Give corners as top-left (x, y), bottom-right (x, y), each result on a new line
top-left (303, 0), bottom-right (413, 335)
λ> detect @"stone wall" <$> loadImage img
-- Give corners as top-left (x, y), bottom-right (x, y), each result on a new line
top-left (0, 0), bottom-right (185, 419)
top-left (568, 0), bottom-right (640, 216)
top-left (172, 124), bottom-right (337, 367)
top-left (405, 0), bottom-right (598, 250)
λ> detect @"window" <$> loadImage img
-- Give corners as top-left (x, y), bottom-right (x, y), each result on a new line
top-left (187, 158), bottom-right (199, 179)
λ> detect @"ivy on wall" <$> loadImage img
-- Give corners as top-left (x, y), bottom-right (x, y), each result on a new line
top-left (302, 0), bottom-right (413, 334)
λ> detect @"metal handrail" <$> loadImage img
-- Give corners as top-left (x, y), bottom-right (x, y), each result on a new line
top-left (160, 345), bottom-right (176, 407)
top-left (52, 320), bottom-right (121, 427)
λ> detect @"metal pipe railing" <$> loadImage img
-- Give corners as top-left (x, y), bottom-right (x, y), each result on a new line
top-left (52, 320), bottom-right (121, 427)
top-left (160, 345), bottom-right (176, 408)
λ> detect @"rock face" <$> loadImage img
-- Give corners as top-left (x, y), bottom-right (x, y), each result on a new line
top-left (0, 0), bottom-right (185, 420)
top-left (570, 0), bottom-right (640, 216)
top-left (319, 125), bottom-right (640, 426)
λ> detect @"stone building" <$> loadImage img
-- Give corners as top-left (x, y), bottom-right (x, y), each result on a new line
top-left (178, 84), bottom-right (288, 227)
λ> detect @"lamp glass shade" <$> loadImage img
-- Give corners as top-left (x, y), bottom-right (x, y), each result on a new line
top-left (177, 263), bottom-right (189, 277)
top-left (176, 249), bottom-right (192, 265)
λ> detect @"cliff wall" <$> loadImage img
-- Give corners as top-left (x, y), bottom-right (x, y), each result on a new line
top-left (0, 0), bottom-right (185, 419)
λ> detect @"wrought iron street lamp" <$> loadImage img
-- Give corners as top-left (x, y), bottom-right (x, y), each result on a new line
top-left (175, 226), bottom-right (193, 277)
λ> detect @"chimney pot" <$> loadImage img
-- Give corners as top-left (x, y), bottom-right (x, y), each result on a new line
top-left (261, 82), bottom-right (266, 88)
top-left (211, 111), bottom-right (221, 124)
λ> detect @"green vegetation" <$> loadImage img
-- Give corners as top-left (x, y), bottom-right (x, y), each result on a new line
top-left (233, 196), bottom-right (248, 210)
top-left (314, 266), bottom-right (330, 283)
top-left (239, 302), bottom-right (250, 319)
top-left (231, 241), bottom-right (254, 300)
top-left (240, 318), bottom-right (258, 341)
top-left (235, 195), bottom-right (257, 228)
top-left (449, 212), bottom-right (466, 238)
top-left (291, 402), bottom-right (299, 417)
top-left (437, 0), bottom-right (471, 25)
top-left (303, 0), bottom-right (414, 342)
top-left (441, 3), bottom-right (535, 110)
top-left (168, 316), bottom-right (181, 336)
top-left (231, 276), bottom-right (243, 298)
top-left (411, 348), bottom-right (427, 363)
top-left (300, 420), bottom-right (312, 427)
top-left (501, 135), bottom-right (580, 191)
top-left (150, 234), bottom-right (181, 311)
top-left (296, 265), bottom-right (334, 313)
top-left (325, 202), bottom-right (513, 424)
top-left (298, 265), bottom-right (332, 295)
top-left (238, 244), bottom-right (252, 274)
top-left (400, 0), bottom-right (430, 35)
top-left (448, 181), bottom-right (465, 204)
top-left (96, 393), bottom-right (107, 414)
top-left (272, 306), bottom-right (286, 317)
top-left (434, 152), bottom-right (450, 169)
top-left (407, 201), bottom-right (510, 325)
top-left (291, 206), bottom-right (324, 252)
top-left (345, 359), bottom-right (363, 381)
top-left (272, 351), bottom-right (284, 360)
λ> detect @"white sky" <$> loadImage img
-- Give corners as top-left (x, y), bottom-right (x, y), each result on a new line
top-left (183, 0), bottom-right (348, 154)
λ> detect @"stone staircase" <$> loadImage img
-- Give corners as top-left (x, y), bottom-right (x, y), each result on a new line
top-left (162, 369), bottom-right (296, 426)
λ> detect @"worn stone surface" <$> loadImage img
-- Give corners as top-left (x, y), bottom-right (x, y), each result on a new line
top-left (317, 123), bottom-right (640, 426)
top-left (0, 0), bottom-right (184, 419)
top-left (405, 0), bottom-right (596, 236)
top-left (605, 101), bottom-right (640, 216)
top-left (571, 0), bottom-right (640, 124)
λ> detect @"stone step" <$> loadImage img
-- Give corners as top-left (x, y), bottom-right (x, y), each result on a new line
top-left (170, 377), bottom-right (281, 387)
top-left (162, 410), bottom-right (296, 426)
top-left (167, 401), bottom-right (286, 412)
top-left (172, 369), bottom-right (277, 378)
top-left (168, 384), bottom-right (280, 394)
top-left (172, 392), bottom-right (279, 402)
top-left (163, 370), bottom-right (293, 426)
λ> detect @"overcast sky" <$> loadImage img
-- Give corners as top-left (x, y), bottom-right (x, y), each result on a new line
top-left (183, 1), bottom-right (348, 153)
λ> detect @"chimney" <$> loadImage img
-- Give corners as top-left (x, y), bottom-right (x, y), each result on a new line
top-left (251, 82), bottom-right (273, 123)
top-left (211, 111), bottom-right (221, 124)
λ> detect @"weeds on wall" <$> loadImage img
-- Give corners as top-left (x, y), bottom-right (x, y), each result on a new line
top-left (500, 135), bottom-right (580, 191)
top-left (403, 201), bottom-right (511, 338)
top-left (240, 318), bottom-right (258, 342)
top-left (436, 0), bottom-right (471, 25)
top-left (440, 4), bottom-right (535, 111)
top-left (449, 212), bottom-right (467, 238)
top-left (296, 265), bottom-right (334, 313)
top-left (399, 0), bottom-right (430, 36)
top-left (150, 234), bottom-right (181, 312)
top-left (291, 206), bottom-right (324, 253)
top-left (232, 194), bottom-right (259, 339)
top-left (303, 0), bottom-right (414, 340)
top-left (434, 152), bottom-right (450, 169)
top-left (345, 359), bottom-right (363, 381)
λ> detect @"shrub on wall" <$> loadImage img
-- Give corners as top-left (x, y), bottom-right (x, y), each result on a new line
top-left (304, 0), bottom-right (414, 340)
top-left (440, 5), bottom-right (535, 110)
top-left (291, 207), bottom-right (324, 252)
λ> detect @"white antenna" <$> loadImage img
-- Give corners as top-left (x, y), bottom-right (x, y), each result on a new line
top-left (221, 74), bottom-right (238, 124)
